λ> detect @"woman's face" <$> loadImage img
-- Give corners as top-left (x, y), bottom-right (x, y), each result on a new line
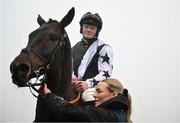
top-left (94, 82), bottom-right (117, 107)
top-left (82, 24), bottom-right (97, 40)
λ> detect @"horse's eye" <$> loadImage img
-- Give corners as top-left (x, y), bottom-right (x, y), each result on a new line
top-left (49, 33), bottom-right (58, 41)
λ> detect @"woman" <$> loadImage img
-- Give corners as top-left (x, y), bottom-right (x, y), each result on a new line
top-left (42, 78), bottom-right (132, 122)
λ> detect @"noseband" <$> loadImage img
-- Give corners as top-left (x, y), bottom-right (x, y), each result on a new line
top-left (21, 34), bottom-right (65, 97)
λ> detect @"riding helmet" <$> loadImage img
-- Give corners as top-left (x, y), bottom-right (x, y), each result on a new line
top-left (79, 12), bottom-right (103, 37)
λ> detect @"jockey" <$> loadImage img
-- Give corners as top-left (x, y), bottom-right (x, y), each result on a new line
top-left (72, 12), bottom-right (113, 93)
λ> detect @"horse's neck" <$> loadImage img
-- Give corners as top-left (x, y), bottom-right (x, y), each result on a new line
top-left (46, 74), bottom-right (77, 101)
top-left (45, 35), bottom-right (75, 100)
top-left (46, 71), bottom-right (67, 97)
top-left (45, 59), bottom-right (73, 99)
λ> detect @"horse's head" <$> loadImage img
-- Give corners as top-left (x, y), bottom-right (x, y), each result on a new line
top-left (10, 7), bottom-right (75, 87)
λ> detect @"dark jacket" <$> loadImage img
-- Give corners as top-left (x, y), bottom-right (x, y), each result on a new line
top-left (43, 93), bottom-right (128, 122)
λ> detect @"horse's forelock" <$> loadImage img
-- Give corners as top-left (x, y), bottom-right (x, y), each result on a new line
top-left (47, 18), bottom-right (58, 24)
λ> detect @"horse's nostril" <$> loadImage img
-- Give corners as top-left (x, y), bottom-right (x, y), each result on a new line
top-left (17, 64), bottom-right (30, 75)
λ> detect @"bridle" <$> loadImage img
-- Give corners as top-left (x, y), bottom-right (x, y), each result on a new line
top-left (20, 31), bottom-right (80, 104)
top-left (21, 33), bottom-right (65, 97)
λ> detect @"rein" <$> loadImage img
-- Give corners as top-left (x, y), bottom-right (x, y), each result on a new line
top-left (25, 67), bottom-right (47, 98)
top-left (25, 70), bottom-right (80, 104)
top-left (68, 92), bottom-right (81, 104)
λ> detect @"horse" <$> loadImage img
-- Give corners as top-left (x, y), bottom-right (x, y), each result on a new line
top-left (10, 7), bottom-right (81, 122)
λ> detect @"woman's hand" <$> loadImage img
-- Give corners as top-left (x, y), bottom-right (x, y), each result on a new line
top-left (42, 84), bottom-right (51, 95)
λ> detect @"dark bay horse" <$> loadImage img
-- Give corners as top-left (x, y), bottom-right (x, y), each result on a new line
top-left (10, 7), bottom-right (80, 122)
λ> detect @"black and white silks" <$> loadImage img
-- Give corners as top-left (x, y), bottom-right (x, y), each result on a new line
top-left (72, 38), bottom-right (113, 88)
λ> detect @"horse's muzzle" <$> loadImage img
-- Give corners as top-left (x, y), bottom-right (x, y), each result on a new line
top-left (10, 60), bottom-right (31, 87)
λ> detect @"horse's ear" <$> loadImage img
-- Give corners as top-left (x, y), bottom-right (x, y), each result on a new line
top-left (59, 7), bottom-right (75, 28)
top-left (37, 14), bottom-right (46, 26)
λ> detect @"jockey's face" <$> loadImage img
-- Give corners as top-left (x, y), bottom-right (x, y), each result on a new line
top-left (82, 24), bottom-right (97, 40)
top-left (94, 82), bottom-right (118, 107)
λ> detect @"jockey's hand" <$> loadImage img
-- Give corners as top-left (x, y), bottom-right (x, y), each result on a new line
top-left (72, 74), bottom-right (78, 84)
top-left (73, 81), bottom-right (89, 93)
